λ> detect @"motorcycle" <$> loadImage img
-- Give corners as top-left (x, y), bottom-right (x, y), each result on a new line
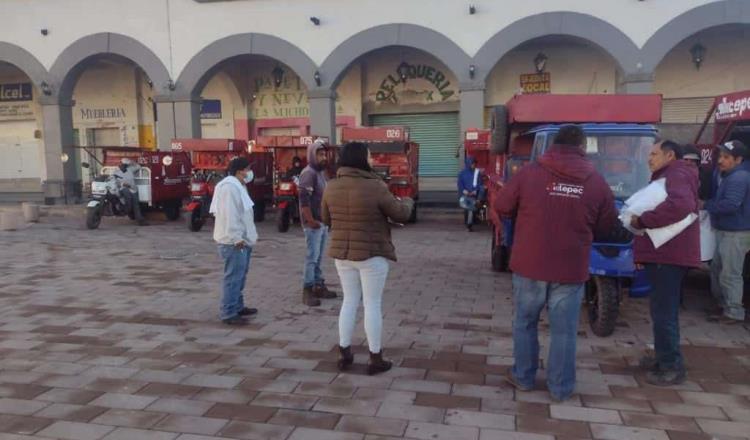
top-left (275, 174), bottom-right (300, 233)
top-left (186, 170), bottom-right (220, 232)
top-left (85, 168), bottom-right (133, 230)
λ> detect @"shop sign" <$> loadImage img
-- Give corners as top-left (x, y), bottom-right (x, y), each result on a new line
top-left (0, 102), bottom-right (34, 120)
top-left (0, 83), bottom-right (32, 102)
top-left (520, 73), bottom-right (551, 94)
top-left (200, 99), bottom-right (222, 119)
top-left (249, 68), bottom-right (345, 120)
top-left (714, 91), bottom-right (750, 122)
top-left (376, 62), bottom-right (456, 104)
top-left (80, 107), bottom-right (127, 120)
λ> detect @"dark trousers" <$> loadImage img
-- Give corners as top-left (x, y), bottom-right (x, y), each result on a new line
top-left (644, 263), bottom-right (688, 372)
top-left (121, 189), bottom-right (144, 221)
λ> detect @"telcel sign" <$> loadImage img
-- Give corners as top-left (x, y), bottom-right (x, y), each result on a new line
top-left (715, 91), bottom-right (750, 122)
top-left (0, 83), bottom-right (33, 102)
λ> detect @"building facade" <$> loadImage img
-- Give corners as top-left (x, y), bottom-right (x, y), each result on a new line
top-left (0, 0), bottom-right (748, 201)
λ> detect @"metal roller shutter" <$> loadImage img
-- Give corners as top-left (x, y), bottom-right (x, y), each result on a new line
top-left (662, 97), bottom-right (715, 124)
top-left (370, 112), bottom-right (459, 177)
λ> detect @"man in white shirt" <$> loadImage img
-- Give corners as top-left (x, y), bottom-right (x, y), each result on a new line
top-left (114, 158), bottom-right (146, 225)
top-left (210, 157), bottom-right (259, 325)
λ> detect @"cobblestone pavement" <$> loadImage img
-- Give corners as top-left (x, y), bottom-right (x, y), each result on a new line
top-left (0, 208), bottom-right (749, 440)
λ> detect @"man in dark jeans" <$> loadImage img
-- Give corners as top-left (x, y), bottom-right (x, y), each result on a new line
top-left (630, 140), bottom-right (700, 386)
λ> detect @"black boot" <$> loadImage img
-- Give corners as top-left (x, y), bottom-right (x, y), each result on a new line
top-left (337, 345), bottom-right (354, 371)
top-left (303, 287), bottom-right (321, 307)
top-left (367, 350), bottom-right (392, 376)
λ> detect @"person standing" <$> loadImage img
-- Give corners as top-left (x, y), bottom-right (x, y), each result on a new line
top-left (299, 139), bottom-right (336, 306)
top-left (458, 156), bottom-right (485, 231)
top-left (210, 157), bottom-right (259, 326)
top-left (114, 158), bottom-right (147, 225)
top-left (682, 144), bottom-right (713, 201)
top-left (494, 125), bottom-right (620, 401)
top-left (705, 140), bottom-right (750, 324)
top-left (631, 140), bottom-right (700, 386)
top-left (322, 142), bottom-right (413, 375)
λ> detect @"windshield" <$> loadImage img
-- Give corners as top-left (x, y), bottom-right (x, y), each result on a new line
top-left (543, 133), bottom-right (655, 199)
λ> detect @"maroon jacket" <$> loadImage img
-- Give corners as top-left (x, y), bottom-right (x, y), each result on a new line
top-left (633, 160), bottom-right (700, 268)
top-left (494, 145), bottom-right (619, 283)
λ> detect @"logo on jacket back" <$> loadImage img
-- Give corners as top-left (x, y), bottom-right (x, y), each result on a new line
top-left (548, 182), bottom-right (584, 199)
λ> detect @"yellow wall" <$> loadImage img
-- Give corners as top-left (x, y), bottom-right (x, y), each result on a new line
top-left (485, 40), bottom-right (617, 106)
top-left (654, 25), bottom-right (750, 98)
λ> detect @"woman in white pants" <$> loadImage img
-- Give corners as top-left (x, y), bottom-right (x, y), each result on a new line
top-left (321, 142), bottom-right (414, 375)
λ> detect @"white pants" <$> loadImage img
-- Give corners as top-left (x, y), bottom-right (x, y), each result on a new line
top-left (335, 256), bottom-right (389, 353)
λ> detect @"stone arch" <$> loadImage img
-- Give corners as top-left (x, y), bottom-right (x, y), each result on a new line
top-left (49, 33), bottom-right (171, 102)
top-left (319, 23), bottom-right (473, 89)
top-left (474, 12), bottom-right (641, 82)
top-left (641, 0), bottom-right (750, 71)
top-left (0, 42), bottom-right (50, 88)
top-left (176, 33), bottom-right (318, 98)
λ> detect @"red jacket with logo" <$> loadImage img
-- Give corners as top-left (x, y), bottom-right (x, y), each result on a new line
top-left (633, 160), bottom-right (700, 268)
top-left (494, 145), bottom-right (619, 283)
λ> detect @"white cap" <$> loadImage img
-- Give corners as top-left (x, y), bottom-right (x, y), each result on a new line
top-left (120, 158), bottom-right (132, 165)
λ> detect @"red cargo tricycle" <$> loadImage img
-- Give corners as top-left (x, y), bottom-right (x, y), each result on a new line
top-left (171, 138), bottom-right (273, 232)
top-left (83, 147), bottom-right (191, 229)
top-left (341, 126), bottom-right (419, 223)
top-left (255, 136), bottom-right (336, 232)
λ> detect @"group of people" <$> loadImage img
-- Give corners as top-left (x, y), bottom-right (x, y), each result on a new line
top-left (207, 126), bottom-right (749, 391)
top-left (496, 125), bottom-right (748, 402)
top-left (211, 140), bottom-right (413, 375)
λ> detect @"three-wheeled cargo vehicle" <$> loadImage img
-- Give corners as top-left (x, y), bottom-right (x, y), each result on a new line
top-left (170, 138), bottom-right (273, 231)
top-left (84, 147), bottom-right (191, 229)
top-left (471, 94), bottom-right (663, 337)
top-left (341, 126), bottom-right (419, 223)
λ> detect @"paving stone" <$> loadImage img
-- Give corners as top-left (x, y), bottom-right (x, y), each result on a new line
top-left (550, 405), bottom-right (622, 424)
top-left (405, 421), bottom-right (479, 440)
top-left (650, 402), bottom-right (726, 420)
top-left (376, 402), bottom-right (444, 423)
top-left (295, 382), bottom-right (356, 398)
top-left (352, 388), bottom-right (416, 403)
top-left (610, 386), bottom-right (682, 403)
top-left (0, 398), bottom-right (49, 416)
top-left (287, 427), bottom-right (364, 440)
top-left (132, 370), bottom-right (193, 385)
top-left (84, 379), bottom-right (148, 394)
top-left (620, 412), bottom-right (701, 433)
top-left (91, 409), bottom-right (168, 428)
top-left (0, 383), bottom-right (50, 400)
top-left (34, 403), bottom-right (108, 422)
top-left (34, 388), bottom-right (103, 405)
top-left (589, 423), bottom-right (669, 440)
top-left (237, 379), bottom-right (298, 394)
top-left (444, 409), bottom-right (515, 430)
top-left (204, 403), bottom-right (277, 422)
top-left (414, 392), bottom-right (481, 410)
top-left (479, 430), bottom-right (554, 440)
top-left (137, 383), bottom-right (203, 399)
top-left (679, 391), bottom-right (750, 408)
top-left (268, 409), bottom-right (341, 430)
top-left (182, 374), bottom-right (243, 389)
top-left (101, 427), bottom-right (179, 440)
top-left (480, 398), bottom-right (549, 417)
top-left (695, 419), bottom-right (750, 438)
top-left (335, 415), bottom-right (408, 436)
top-left (218, 421), bottom-right (294, 440)
top-left (146, 398), bottom-right (214, 416)
top-left (251, 392), bottom-right (319, 410)
top-left (192, 389), bottom-right (258, 404)
top-left (516, 415), bottom-right (591, 438)
top-left (154, 415), bottom-right (229, 436)
top-left (89, 393), bottom-right (158, 410)
top-left (581, 395), bottom-right (654, 413)
top-left (723, 406), bottom-right (750, 422)
top-left (0, 415), bottom-right (54, 436)
top-left (391, 379), bottom-right (451, 394)
top-left (313, 398), bottom-right (381, 416)
top-left (37, 421), bottom-right (115, 440)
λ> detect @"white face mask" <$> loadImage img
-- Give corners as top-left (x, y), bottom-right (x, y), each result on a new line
top-left (243, 170), bottom-right (254, 184)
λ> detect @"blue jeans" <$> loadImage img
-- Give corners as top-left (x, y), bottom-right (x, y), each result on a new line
top-left (303, 226), bottom-right (328, 288)
top-left (218, 244), bottom-right (252, 320)
top-left (645, 263), bottom-right (687, 372)
top-left (512, 274), bottom-right (584, 400)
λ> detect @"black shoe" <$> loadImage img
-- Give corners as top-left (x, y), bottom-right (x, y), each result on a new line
top-left (303, 287), bottom-right (321, 307)
top-left (313, 284), bottom-right (337, 299)
top-left (367, 350), bottom-right (392, 376)
top-left (646, 369), bottom-right (686, 386)
top-left (638, 355), bottom-right (659, 372)
top-left (222, 316), bottom-right (249, 326)
top-left (238, 307), bottom-right (258, 317)
top-left (337, 345), bottom-right (354, 371)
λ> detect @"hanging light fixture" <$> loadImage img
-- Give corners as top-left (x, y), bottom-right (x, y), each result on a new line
top-left (534, 52), bottom-right (548, 74)
top-left (690, 43), bottom-right (706, 70)
top-left (272, 65), bottom-right (284, 88)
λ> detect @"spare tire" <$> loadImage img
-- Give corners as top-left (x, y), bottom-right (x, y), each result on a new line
top-left (491, 105), bottom-right (509, 154)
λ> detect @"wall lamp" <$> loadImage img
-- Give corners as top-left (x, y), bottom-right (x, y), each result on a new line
top-left (167, 79), bottom-right (176, 91)
top-left (40, 81), bottom-right (52, 96)
top-left (690, 43), bottom-right (706, 70)
top-left (310, 16), bottom-right (321, 26)
top-left (314, 71), bottom-right (321, 87)
top-left (534, 52), bottom-right (548, 73)
top-left (469, 5), bottom-right (476, 14)
top-left (469, 65), bottom-right (475, 79)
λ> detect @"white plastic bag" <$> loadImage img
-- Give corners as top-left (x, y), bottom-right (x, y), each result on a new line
top-left (618, 178), bottom-right (667, 234)
top-left (699, 210), bottom-right (716, 261)
top-left (645, 213), bottom-right (698, 249)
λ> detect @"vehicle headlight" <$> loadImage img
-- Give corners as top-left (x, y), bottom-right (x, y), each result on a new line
top-left (191, 183), bottom-right (203, 192)
top-left (280, 183), bottom-right (293, 191)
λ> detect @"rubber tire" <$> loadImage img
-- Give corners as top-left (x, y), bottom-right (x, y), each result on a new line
top-left (408, 204), bottom-right (417, 223)
top-left (277, 205), bottom-right (291, 233)
top-left (187, 208), bottom-right (204, 232)
top-left (587, 276), bottom-right (620, 337)
top-left (164, 201), bottom-right (181, 221)
top-left (254, 201), bottom-right (266, 223)
top-left (491, 105), bottom-right (509, 154)
top-left (86, 206), bottom-right (102, 230)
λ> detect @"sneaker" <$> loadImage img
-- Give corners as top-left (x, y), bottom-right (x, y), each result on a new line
top-left (504, 366), bottom-right (533, 392)
top-left (221, 316), bottom-right (249, 326)
top-left (645, 369), bottom-right (686, 386)
top-left (638, 355), bottom-right (659, 372)
top-left (238, 307), bottom-right (258, 317)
